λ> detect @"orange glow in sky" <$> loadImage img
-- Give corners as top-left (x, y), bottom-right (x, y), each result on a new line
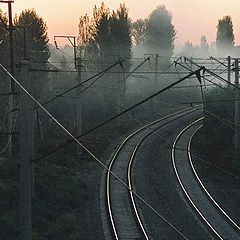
top-left (1, 0), bottom-right (240, 47)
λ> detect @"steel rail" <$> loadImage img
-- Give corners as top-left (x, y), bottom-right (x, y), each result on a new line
top-left (172, 118), bottom-right (240, 239)
top-left (171, 117), bottom-right (223, 239)
top-left (106, 106), bottom-right (201, 239)
top-left (188, 125), bottom-right (240, 233)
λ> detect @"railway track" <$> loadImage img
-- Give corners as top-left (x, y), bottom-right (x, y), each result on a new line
top-left (102, 106), bottom-right (202, 240)
top-left (172, 118), bottom-right (240, 239)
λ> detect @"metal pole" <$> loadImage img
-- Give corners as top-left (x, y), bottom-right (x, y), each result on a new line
top-left (7, 0), bottom-right (14, 156)
top-left (228, 56), bottom-right (231, 84)
top-left (53, 35), bottom-right (82, 154)
top-left (234, 59), bottom-right (239, 160)
top-left (77, 57), bottom-right (82, 154)
top-left (23, 26), bottom-right (26, 60)
top-left (8, 1), bottom-right (14, 89)
top-left (154, 54), bottom-right (158, 112)
top-left (19, 60), bottom-right (34, 240)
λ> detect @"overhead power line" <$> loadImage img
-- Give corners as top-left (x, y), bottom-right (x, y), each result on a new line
top-left (175, 61), bottom-right (233, 95)
top-left (205, 109), bottom-right (238, 131)
top-left (34, 67), bottom-right (204, 162)
top-left (0, 111), bottom-right (18, 155)
top-left (0, 62), bottom-right (191, 240)
top-left (41, 59), bottom-right (124, 106)
top-left (185, 57), bottom-right (239, 90)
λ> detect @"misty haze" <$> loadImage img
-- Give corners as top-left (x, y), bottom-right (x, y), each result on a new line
top-left (0, 1), bottom-right (239, 239)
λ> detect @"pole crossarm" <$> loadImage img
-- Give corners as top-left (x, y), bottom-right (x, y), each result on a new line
top-left (54, 35), bottom-right (77, 68)
top-left (174, 61), bottom-right (233, 94)
top-left (185, 57), bottom-right (240, 90)
top-left (210, 56), bottom-right (228, 68)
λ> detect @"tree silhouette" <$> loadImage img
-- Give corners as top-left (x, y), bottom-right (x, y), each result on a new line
top-left (200, 35), bottom-right (209, 57)
top-left (14, 9), bottom-right (50, 63)
top-left (216, 16), bottom-right (234, 53)
top-left (14, 9), bottom-right (50, 98)
top-left (145, 5), bottom-right (176, 58)
top-left (0, 9), bottom-right (9, 94)
top-left (131, 18), bottom-right (147, 46)
top-left (78, 3), bottom-right (132, 113)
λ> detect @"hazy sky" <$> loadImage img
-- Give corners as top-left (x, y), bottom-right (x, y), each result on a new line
top-left (1, 0), bottom-right (240, 47)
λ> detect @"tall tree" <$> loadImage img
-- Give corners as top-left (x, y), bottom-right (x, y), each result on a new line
top-left (131, 19), bottom-right (147, 46)
top-left (0, 9), bottom-right (9, 94)
top-left (110, 4), bottom-right (132, 63)
top-left (200, 35), bottom-right (209, 57)
top-left (14, 9), bottom-right (50, 98)
top-left (216, 16), bottom-right (234, 52)
top-left (0, 9), bottom-right (8, 65)
top-left (78, 14), bottom-right (97, 58)
top-left (79, 3), bottom-right (132, 62)
top-left (145, 5), bottom-right (176, 58)
top-left (78, 3), bottom-right (132, 112)
top-left (14, 9), bottom-right (50, 63)
top-left (93, 3), bottom-right (111, 59)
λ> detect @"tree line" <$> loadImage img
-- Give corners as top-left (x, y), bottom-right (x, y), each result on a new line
top-left (0, 2), bottom-right (239, 239)
top-left (0, 4), bottom-right (237, 78)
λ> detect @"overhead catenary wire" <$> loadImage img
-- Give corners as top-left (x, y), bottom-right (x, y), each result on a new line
top-left (0, 106), bottom-right (8, 132)
top-left (34, 67), bottom-right (204, 162)
top-left (210, 56), bottom-right (228, 68)
top-left (80, 56), bottom-right (172, 95)
top-left (80, 71), bottom-right (107, 94)
top-left (0, 111), bottom-right (18, 155)
top-left (205, 109), bottom-right (240, 131)
top-left (181, 99), bottom-right (237, 104)
top-left (175, 61), bottom-right (233, 95)
top-left (192, 153), bottom-right (240, 180)
top-left (186, 57), bottom-right (240, 91)
top-left (0, 62), bottom-right (190, 240)
top-left (41, 59), bottom-right (124, 106)
top-left (42, 57), bottom-right (179, 106)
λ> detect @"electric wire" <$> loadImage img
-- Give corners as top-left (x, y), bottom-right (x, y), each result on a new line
top-left (80, 71), bottom-right (106, 93)
top-left (41, 59), bottom-right (123, 106)
top-left (207, 108), bottom-right (240, 128)
top-left (119, 57), bottom-right (150, 82)
top-left (0, 62), bottom-right (191, 240)
top-left (0, 106), bottom-right (8, 132)
top-left (55, 47), bottom-right (75, 60)
top-left (0, 111), bottom-right (18, 155)
top-left (205, 110), bottom-right (238, 131)
top-left (34, 68), bottom-right (203, 162)
top-left (186, 57), bottom-right (239, 90)
top-left (175, 61), bottom-right (233, 95)
top-left (192, 153), bottom-right (240, 180)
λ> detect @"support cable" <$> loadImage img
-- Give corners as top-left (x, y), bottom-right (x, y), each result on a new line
top-left (175, 61), bottom-right (233, 95)
top-left (34, 68), bottom-right (203, 162)
top-left (0, 106), bottom-right (8, 132)
top-left (41, 59), bottom-right (124, 106)
top-left (186, 57), bottom-right (239, 90)
top-left (0, 111), bottom-right (18, 155)
top-left (205, 110), bottom-right (238, 131)
top-left (0, 62), bottom-right (190, 240)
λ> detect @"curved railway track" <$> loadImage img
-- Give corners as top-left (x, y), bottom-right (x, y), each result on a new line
top-left (172, 118), bottom-right (240, 239)
top-left (103, 107), bottom-right (202, 240)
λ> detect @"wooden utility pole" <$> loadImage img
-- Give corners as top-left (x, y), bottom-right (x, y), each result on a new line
top-left (19, 60), bottom-right (34, 240)
top-left (234, 58), bottom-right (240, 159)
